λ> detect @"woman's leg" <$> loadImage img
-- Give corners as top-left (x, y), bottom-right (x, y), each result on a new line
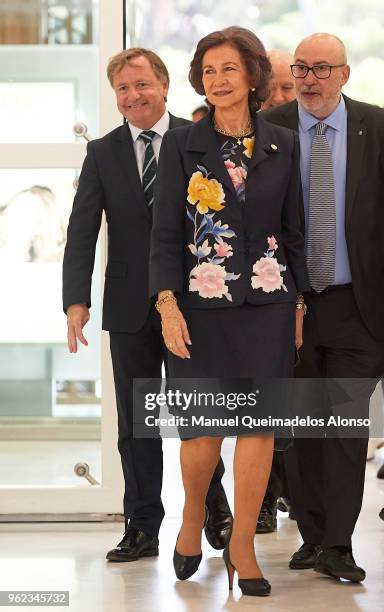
top-left (176, 436), bottom-right (224, 555)
top-left (230, 434), bottom-right (274, 577)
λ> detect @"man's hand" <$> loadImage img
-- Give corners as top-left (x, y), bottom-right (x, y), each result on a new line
top-left (67, 304), bottom-right (90, 353)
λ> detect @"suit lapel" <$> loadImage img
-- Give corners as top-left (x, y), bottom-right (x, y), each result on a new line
top-left (261, 102), bottom-right (305, 231)
top-left (344, 96), bottom-right (366, 228)
top-left (276, 97), bottom-right (366, 233)
top-left (185, 113), bottom-right (238, 199)
top-left (280, 103), bottom-right (303, 231)
top-left (278, 101), bottom-right (299, 131)
top-left (200, 148), bottom-right (237, 197)
top-left (115, 123), bottom-right (151, 219)
top-left (115, 115), bottom-right (190, 220)
top-left (247, 113), bottom-right (282, 175)
top-left (272, 97), bottom-right (366, 229)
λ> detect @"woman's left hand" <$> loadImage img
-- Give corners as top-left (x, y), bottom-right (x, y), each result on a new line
top-left (295, 309), bottom-right (304, 350)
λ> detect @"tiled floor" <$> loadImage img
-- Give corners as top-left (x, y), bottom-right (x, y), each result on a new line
top-left (0, 449), bottom-right (383, 612)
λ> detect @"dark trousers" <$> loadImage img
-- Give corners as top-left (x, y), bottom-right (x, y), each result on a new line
top-left (264, 451), bottom-right (290, 502)
top-left (109, 307), bottom-right (225, 536)
top-left (289, 285), bottom-right (384, 549)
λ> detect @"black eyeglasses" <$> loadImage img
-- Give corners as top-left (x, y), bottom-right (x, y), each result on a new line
top-left (290, 64), bottom-right (345, 79)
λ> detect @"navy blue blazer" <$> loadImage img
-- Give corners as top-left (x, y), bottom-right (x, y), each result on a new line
top-left (150, 111), bottom-right (309, 308)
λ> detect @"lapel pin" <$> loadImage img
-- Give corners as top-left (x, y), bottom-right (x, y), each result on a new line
top-left (358, 130), bottom-right (363, 135)
top-left (271, 144), bottom-right (278, 151)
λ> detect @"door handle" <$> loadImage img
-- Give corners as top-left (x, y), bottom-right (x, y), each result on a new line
top-left (73, 122), bottom-right (93, 142)
top-left (74, 462), bottom-right (100, 485)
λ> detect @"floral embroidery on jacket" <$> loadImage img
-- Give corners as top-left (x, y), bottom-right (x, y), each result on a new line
top-left (224, 160), bottom-right (247, 195)
top-left (189, 262), bottom-right (229, 299)
top-left (251, 236), bottom-right (288, 293)
top-left (187, 165), bottom-right (240, 301)
top-left (187, 167), bottom-right (225, 214)
top-left (218, 136), bottom-right (255, 202)
top-left (243, 136), bottom-right (255, 159)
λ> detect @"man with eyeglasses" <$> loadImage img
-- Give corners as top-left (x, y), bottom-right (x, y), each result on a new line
top-left (262, 33), bottom-right (384, 582)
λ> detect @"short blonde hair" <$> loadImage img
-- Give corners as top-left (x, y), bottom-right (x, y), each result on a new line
top-left (107, 48), bottom-right (170, 87)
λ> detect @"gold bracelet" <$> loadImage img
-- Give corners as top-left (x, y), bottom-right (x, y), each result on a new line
top-left (296, 302), bottom-right (307, 315)
top-left (155, 294), bottom-right (177, 313)
top-left (158, 290), bottom-right (174, 298)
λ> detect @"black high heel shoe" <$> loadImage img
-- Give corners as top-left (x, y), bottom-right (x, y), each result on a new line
top-left (223, 544), bottom-right (271, 596)
top-left (173, 507), bottom-right (209, 581)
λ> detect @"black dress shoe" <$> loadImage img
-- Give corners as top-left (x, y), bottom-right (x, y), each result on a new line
top-left (289, 543), bottom-right (322, 569)
top-left (205, 490), bottom-right (233, 550)
top-left (277, 497), bottom-right (296, 520)
top-left (223, 544), bottom-right (271, 596)
top-left (314, 547), bottom-right (366, 582)
top-left (377, 463), bottom-right (384, 479)
top-left (256, 497), bottom-right (277, 534)
top-left (277, 496), bottom-right (291, 513)
top-left (106, 526), bottom-right (159, 562)
top-left (379, 507), bottom-right (384, 521)
top-left (173, 508), bottom-right (209, 580)
top-left (173, 546), bottom-right (202, 581)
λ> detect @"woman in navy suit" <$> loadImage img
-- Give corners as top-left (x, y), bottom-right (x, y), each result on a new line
top-left (150, 27), bottom-right (309, 596)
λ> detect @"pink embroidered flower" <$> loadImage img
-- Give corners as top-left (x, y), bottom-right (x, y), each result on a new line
top-left (267, 235), bottom-right (278, 251)
top-left (189, 262), bottom-right (228, 299)
top-left (251, 257), bottom-right (284, 293)
top-left (214, 241), bottom-right (233, 258)
top-left (224, 160), bottom-right (247, 190)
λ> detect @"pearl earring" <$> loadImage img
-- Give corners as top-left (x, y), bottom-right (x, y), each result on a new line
top-left (250, 87), bottom-right (256, 92)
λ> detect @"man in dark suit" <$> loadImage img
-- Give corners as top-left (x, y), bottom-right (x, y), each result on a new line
top-left (262, 33), bottom-right (384, 582)
top-left (63, 48), bottom-right (232, 562)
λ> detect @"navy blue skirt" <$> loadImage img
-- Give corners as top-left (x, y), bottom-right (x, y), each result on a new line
top-left (168, 302), bottom-right (295, 377)
top-left (167, 302), bottom-right (296, 439)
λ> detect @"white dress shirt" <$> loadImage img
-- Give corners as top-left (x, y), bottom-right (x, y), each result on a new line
top-left (128, 111), bottom-right (170, 180)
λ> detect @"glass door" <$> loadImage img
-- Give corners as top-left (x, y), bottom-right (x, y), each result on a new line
top-left (0, 0), bottom-right (124, 517)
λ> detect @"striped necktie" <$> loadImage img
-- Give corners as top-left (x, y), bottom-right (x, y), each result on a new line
top-left (306, 121), bottom-right (336, 293)
top-left (138, 130), bottom-right (157, 207)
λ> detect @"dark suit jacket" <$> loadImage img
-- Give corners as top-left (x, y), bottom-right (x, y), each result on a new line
top-left (261, 95), bottom-right (384, 341)
top-left (149, 110), bottom-right (309, 308)
top-left (62, 113), bottom-right (190, 332)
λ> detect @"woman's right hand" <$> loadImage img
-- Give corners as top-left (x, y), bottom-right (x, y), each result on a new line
top-left (159, 300), bottom-right (192, 359)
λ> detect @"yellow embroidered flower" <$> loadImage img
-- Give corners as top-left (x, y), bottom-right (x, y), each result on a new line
top-left (187, 171), bottom-right (225, 214)
top-left (243, 136), bottom-right (255, 159)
